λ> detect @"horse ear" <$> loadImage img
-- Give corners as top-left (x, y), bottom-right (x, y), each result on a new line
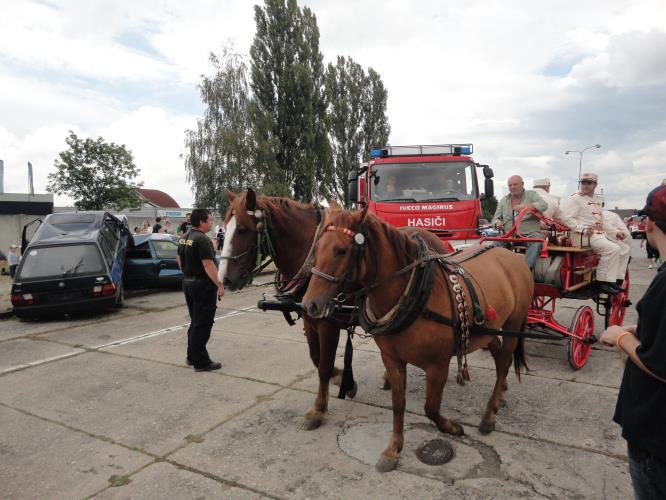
top-left (354, 205), bottom-right (369, 225)
top-left (226, 189), bottom-right (237, 202)
top-left (329, 199), bottom-right (342, 211)
top-left (246, 188), bottom-right (257, 211)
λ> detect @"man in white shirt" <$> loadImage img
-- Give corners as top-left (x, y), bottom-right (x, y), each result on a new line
top-left (532, 178), bottom-right (561, 220)
top-left (560, 172), bottom-right (623, 294)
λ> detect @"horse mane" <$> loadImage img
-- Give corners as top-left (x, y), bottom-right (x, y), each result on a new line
top-left (227, 192), bottom-right (315, 227)
top-left (328, 210), bottom-right (418, 269)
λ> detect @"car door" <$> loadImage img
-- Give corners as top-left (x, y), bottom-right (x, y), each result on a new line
top-left (150, 239), bottom-right (182, 287)
top-left (124, 242), bottom-right (156, 288)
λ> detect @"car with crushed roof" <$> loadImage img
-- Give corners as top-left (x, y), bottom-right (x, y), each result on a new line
top-left (11, 212), bottom-right (131, 319)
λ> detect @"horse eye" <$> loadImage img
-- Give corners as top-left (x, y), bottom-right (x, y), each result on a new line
top-left (334, 246), bottom-right (347, 257)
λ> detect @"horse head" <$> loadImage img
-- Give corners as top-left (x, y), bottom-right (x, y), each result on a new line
top-left (303, 203), bottom-right (370, 318)
top-left (219, 188), bottom-right (269, 291)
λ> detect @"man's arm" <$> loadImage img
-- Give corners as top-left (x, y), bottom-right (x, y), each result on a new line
top-left (176, 255), bottom-right (182, 271)
top-left (202, 259), bottom-right (225, 297)
top-left (514, 191), bottom-right (548, 213)
top-left (560, 196), bottom-right (584, 233)
top-left (601, 325), bottom-right (666, 383)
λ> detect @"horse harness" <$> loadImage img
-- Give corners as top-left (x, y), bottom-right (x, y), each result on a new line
top-left (311, 224), bottom-right (495, 384)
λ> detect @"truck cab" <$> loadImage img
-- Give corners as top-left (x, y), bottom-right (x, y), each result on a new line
top-left (348, 144), bottom-right (494, 248)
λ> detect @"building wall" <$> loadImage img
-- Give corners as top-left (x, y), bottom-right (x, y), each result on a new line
top-left (0, 194), bottom-right (53, 267)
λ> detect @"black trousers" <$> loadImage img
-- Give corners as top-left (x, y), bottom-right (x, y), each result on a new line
top-left (182, 278), bottom-right (217, 367)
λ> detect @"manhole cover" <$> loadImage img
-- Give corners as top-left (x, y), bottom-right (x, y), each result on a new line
top-left (415, 439), bottom-right (454, 465)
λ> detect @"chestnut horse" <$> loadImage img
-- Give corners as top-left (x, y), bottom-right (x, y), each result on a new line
top-left (302, 205), bottom-right (533, 472)
top-left (219, 189), bottom-right (356, 431)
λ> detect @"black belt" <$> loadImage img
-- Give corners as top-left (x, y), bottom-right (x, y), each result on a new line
top-left (183, 275), bottom-right (209, 281)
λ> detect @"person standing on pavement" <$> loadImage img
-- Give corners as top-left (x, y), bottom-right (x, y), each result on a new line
top-left (179, 213), bottom-right (192, 235)
top-left (152, 217), bottom-right (163, 234)
top-left (600, 184), bottom-right (666, 500)
top-left (7, 244), bottom-right (20, 278)
top-left (491, 175), bottom-right (548, 270)
top-left (176, 209), bottom-right (225, 372)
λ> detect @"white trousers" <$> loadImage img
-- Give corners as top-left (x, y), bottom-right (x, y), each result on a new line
top-left (589, 233), bottom-right (622, 282)
top-left (615, 239), bottom-right (631, 281)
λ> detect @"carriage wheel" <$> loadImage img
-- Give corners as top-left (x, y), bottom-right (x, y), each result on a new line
top-left (568, 305), bottom-right (594, 370)
top-left (605, 269), bottom-right (630, 329)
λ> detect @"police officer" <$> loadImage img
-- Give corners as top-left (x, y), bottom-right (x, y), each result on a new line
top-left (560, 172), bottom-right (623, 294)
top-left (177, 208), bottom-right (225, 371)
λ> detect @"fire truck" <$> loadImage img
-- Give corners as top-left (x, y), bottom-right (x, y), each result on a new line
top-left (625, 214), bottom-right (646, 239)
top-left (347, 144), bottom-right (495, 249)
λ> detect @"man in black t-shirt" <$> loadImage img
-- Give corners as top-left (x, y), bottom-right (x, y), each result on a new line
top-left (177, 209), bottom-right (225, 371)
top-left (152, 217), bottom-right (162, 233)
top-left (601, 184), bottom-right (666, 499)
top-left (179, 213), bottom-right (191, 235)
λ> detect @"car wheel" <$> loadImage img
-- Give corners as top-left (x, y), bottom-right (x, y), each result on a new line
top-left (114, 282), bottom-right (125, 308)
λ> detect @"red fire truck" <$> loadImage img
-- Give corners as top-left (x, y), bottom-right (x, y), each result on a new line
top-left (625, 214), bottom-right (646, 239)
top-left (347, 144), bottom-right (495, 249)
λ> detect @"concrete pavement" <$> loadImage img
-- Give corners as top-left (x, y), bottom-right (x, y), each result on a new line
top-left (0, 238), bottom-right (658, 499)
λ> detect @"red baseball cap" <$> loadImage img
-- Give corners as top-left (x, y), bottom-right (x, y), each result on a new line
top-left (638, 184), bottom-right (666, 223)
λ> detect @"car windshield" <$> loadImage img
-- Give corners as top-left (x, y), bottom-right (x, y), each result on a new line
top-left (18, 244), bottom-right (105, 279)
top-left (371, 161), bottom-right (477, 202)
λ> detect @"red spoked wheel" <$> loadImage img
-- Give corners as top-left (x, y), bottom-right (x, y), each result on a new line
top-left (605, 268), bottom-right (631, 329)
top-left (568, 305), bottom-right (594, 370)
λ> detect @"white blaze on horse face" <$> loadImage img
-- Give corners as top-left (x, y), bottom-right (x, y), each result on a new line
top-left (218, 215), bottom-right (236, 282)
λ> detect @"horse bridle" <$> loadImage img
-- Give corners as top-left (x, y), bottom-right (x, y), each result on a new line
top-left (310, 225), bottom-right (368, 298)
top-left (220, 208), bottom-right (277, 287)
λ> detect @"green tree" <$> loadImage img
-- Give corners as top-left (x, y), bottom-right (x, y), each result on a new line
top-left (325, 57), bottom-right (390, 204)
top-left (184, 49), bottom-right (255, 211)
top-left (481, 194), bottom-right (498, 221)
top-left (249, 0), bottom-right (332, 201)
top-left (47, 132), bottom-right (143, 210)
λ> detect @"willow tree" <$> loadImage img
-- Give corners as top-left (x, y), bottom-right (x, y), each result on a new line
top-left (183, 49), bottom-right (255, 211)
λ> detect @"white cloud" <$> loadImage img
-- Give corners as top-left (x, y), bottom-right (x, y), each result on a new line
top-left (1, 0), bottom-right (665, 211)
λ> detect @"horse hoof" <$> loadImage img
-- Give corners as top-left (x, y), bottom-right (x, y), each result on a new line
top-left (346, 381), bottom-right (358, 399)
top-left (452, 422), bottom-right (465, 436)
top-left (375, 455), bottom-right (398, 473)
top-left (479, 420), bottom-right (495, 435)
top-left (301, 418), bottom-right (322, 431)
top-left (381, 379), bottom-right (391, 391)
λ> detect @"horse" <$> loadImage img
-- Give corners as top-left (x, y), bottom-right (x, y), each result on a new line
top-left (302, 204), bottom-right (533, 472)
top-left (219, 189), bottom-right (359, 431)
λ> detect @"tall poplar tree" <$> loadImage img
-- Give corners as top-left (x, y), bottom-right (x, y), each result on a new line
top-left (249, 0), bottom-right (332, 201)
top-left (325, 57), bottom-right (390, 203)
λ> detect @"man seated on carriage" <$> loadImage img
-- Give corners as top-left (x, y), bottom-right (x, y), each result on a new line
top-left (491, 175), bottom-right (548, 270)
top-left (560, 172), bottom-right (624, 294)
top-left (532, 177), bottom-right (562, 221)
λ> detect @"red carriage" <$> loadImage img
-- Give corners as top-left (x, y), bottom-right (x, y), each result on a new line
top-left (481, 207), bottom-right (631, 370)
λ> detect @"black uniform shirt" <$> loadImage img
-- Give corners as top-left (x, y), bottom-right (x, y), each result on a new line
top-left (613, 264), bottom-right (666, 460)
top-left (177, 229), bottom-right (215, 279)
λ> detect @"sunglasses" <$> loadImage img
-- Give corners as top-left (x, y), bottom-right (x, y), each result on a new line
top-left (580, 180), bottom-right (596, 185)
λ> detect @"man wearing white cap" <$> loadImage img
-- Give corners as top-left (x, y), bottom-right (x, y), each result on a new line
top-left (532, 178), bottom-right (561, 220)
top-left (561, 172), bottom-right (623, 294)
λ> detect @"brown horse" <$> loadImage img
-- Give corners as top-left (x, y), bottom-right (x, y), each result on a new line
top-left (302, 205), bottom-right (533, 472)
top-left (219, 189), bottom-right (357, 431)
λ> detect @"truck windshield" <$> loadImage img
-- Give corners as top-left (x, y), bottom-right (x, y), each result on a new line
top-left (371, 162), bottom-right (477, 202)
top-left (17, 244), bottom-right (105, 279)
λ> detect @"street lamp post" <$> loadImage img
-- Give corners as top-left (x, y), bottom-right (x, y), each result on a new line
top-left (565, 144), bottom-right (601, 185)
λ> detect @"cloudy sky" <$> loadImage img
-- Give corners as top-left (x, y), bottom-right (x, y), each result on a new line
top-left (1, 0), bottom-right (665, 209)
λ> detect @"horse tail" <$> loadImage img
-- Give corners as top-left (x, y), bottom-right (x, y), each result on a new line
top-left (513, 321), bottom-right (529, 380)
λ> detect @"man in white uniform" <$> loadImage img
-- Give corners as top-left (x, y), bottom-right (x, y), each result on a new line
top-left (603, 209), bottom-right (631, 283)
top-left (533, 178), bottom-right (561, 220)
top-left (560, 172), bottom-right (623, 294)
